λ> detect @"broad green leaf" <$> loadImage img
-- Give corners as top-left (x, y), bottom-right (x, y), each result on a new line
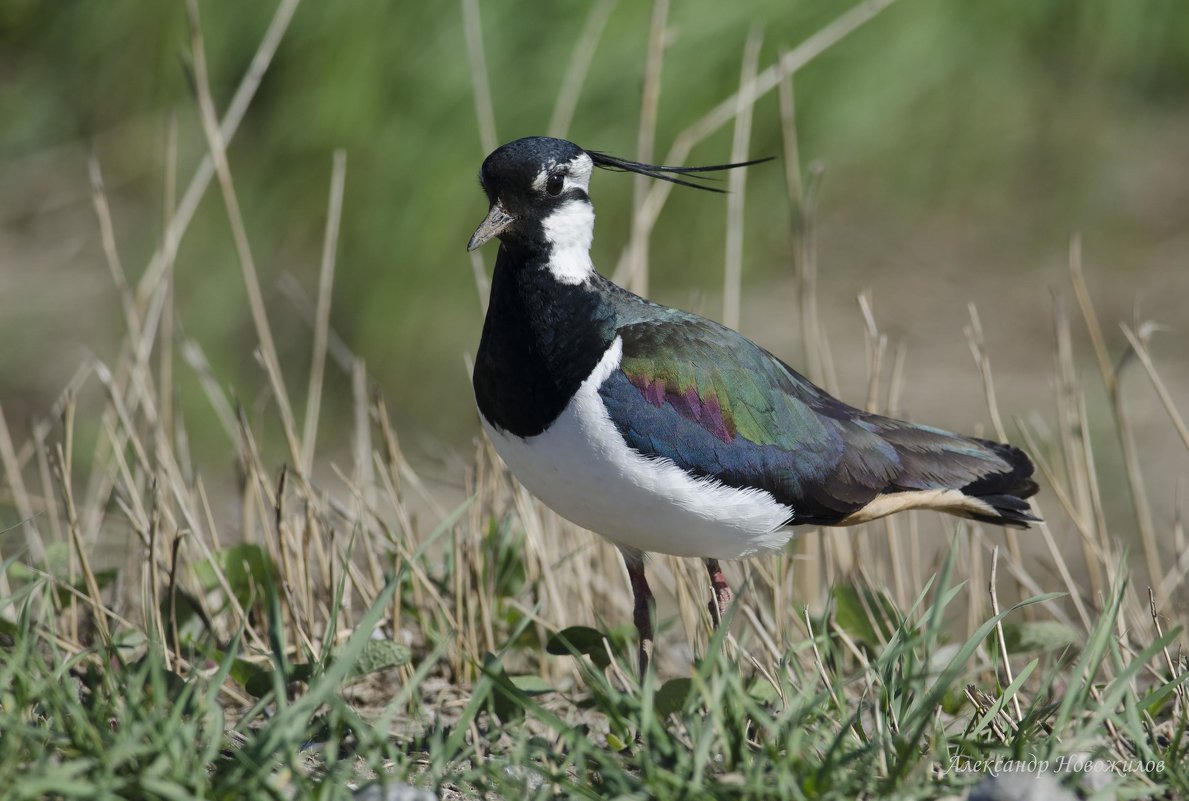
top-left (1002, 620), bottom-right (1078, 653)
top-left (831, 583), bottom-right (901, 649)
top-left (194, 543), bottom-right (278, 605)
top-left (748, 679), bottom-right (781, 705)
top-left (227, 658), bottom-right (267, 690)
top-left (7, 555), bottom-right (120, 606)
top-left (482, 653), bottom-right (527, 722)
top-left (239, 639), bottom-right (408, 697)
top-left (508, 674), bottom-right (553, 696)
top-left (347, 639), bottom-right (412, 679)
top-left (244, 662), bottom-right (315, 698)
top-left (655, 678), bottom-right (693, 717)
top-left (546, 625), bottom-right (612, 669)
top-left (606, 732), bottom-right (627, 751)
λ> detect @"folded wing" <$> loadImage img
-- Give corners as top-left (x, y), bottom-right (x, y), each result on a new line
top-left (597, 317), bottom-right (1038, 527)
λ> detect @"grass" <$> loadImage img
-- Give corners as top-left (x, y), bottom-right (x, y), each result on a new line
top-left (2, 1), bottom-right (1189, 799)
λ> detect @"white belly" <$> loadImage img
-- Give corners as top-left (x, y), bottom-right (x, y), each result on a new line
top-left (481, 337), bottom-right (794, 560)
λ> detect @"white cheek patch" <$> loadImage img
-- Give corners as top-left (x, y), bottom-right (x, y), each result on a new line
top-left (541, 200), bottom-right (596, 285)
top-left (566, 154), bottom-right (593, 192)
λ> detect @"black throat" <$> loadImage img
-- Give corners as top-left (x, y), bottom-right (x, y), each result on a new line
top-left (473, 244), bottom-right (616, 437)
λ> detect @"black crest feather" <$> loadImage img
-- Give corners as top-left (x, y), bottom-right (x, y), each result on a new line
top-left (585, 150), bottom-right (774, 193)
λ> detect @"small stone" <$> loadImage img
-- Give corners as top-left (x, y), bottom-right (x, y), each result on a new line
top-left (967, 772), bottom-right (1077, 801)
top-left (1060, 752), bottom-right (1113, 794)
top-left (353, 781), bottom-right (437, 801)
top-left (502, 764), bottom-right (547, 791)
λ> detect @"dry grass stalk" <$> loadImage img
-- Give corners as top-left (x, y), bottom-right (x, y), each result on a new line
top-left (722, 25), bottom-right (763, 330)
top-left (0, 404), bottom-right (40, 569)
top-left (547, 0), bottom-right (617, 139)
top-left (140, 0), bottom-right (302, 303)
top-left (1119, 323), bottom-right (1189, 452)
top-left (1069, 240), bottom-right (1167, 608)
top-left (184, 0), bottom-right (305, 476)
top-left (626, 0), bottom-right (897, 260)
top-left (624, 0), bottom-right (670, 298)
top-left (301, 151), bottom-right (348, 474)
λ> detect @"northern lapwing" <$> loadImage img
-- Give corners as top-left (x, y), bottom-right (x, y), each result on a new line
top-left (468, 136), bottom-right (1039, 676)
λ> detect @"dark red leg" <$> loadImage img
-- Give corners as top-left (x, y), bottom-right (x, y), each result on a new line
top-left (704, 558), bottom-right (732, 628)
top-left (621, 550), bottom-right (654, 678)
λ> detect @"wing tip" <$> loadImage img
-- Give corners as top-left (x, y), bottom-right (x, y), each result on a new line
top-left (963, 493), bottom-right (1043, 528)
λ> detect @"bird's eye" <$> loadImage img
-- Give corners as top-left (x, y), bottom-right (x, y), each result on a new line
top-left (545, 173), bottom-right (565, 196)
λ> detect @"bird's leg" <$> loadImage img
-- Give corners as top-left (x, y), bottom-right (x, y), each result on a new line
top-left (621, 551), bottom-right (654, 678)
top-left (704, 558), bottom-right (732, 629)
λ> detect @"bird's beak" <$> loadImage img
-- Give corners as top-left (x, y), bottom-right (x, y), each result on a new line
top-left (467, 201), bottom-right (515, 251)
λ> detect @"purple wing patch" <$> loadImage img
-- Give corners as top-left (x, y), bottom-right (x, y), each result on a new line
top-left (627, 374), bottom-right (736, 443)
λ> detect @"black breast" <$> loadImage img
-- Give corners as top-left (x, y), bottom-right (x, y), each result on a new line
top-left (473, 249), bottom-right (616, 437)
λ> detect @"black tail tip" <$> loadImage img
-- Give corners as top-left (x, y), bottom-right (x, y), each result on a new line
top-left (964, 441), bottom-right (1039, 497)
top-left (967, 493), bottom-right (1042, 528)
top-left (963, 441), bottom-right (1041, 528)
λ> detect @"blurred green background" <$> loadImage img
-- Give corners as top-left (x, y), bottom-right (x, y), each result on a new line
top-left (2, 0), bottom-right (1187, 485)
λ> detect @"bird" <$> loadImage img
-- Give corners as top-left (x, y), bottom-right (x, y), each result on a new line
top-left (467, 135), bottom-right (1039, 677)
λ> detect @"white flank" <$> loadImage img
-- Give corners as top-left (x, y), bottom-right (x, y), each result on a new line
top-left (837, 488), bottom-right (996, 525)
top-left (540, 199), bottom-right (595, 285)
top-left (482, 337), bottom-right (795, 560)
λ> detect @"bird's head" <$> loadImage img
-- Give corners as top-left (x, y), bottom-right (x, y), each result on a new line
top-left (467, 136), bottom-right (772, 258)
top-left (468, 136), bottom-right (594, 255)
